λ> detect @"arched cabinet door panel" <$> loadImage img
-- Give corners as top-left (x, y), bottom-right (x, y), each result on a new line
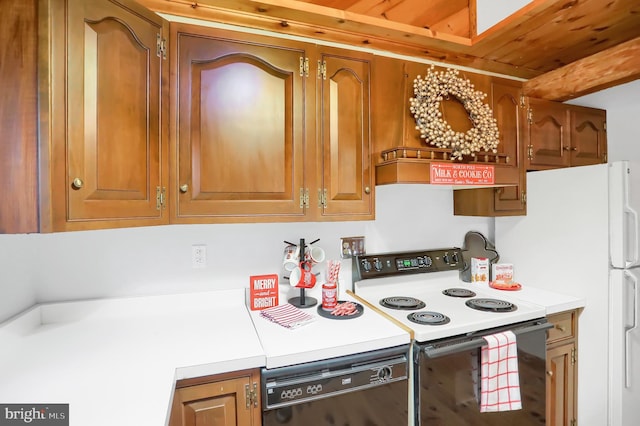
top-left (42, 0), bottom-right (168, 231)
top-left (172, 24), bottom-right (312, 222)
top-left (318, 49), bottom-right (373, 219)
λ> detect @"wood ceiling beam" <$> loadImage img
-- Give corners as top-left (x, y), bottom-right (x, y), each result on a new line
top-left (523, 36), bottom-right (640, 101)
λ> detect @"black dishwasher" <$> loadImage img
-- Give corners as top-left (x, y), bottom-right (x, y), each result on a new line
top-left (261, 345), bottom-right (410, 426)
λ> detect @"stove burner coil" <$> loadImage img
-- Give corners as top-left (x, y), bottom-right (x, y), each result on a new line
top-left (407, 311), bottom-right (451, 325)
top-left (442, 288), bottom-right (476, 298)
top-left (465, 298), bottom-right (517, 312)
top-left (379, 296), bottom-right (426, 310)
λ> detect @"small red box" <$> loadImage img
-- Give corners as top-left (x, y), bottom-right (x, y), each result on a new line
top-left (249, 274), bottom-right (279, 311)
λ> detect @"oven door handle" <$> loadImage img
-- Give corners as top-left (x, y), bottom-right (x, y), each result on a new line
top-left (422, 321), bottom-right (552, 358)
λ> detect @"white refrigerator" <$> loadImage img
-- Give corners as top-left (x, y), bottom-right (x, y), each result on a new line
top-left (494, 161), bottom-right (640, 426)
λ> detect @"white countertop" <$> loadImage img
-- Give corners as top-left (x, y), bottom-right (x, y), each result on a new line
top-left (0, 281), bottom-right (583, 426)
top-left (249, 286), bottom-right (410, 369)
top-left (0, 289), bottom-right (265, 426)
top-left (474, 281), bottom-right (586, 315)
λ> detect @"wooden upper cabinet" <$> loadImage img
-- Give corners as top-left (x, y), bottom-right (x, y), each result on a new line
top-left (525, 98), bottom-right (606, 171)
top-left (454, 79), bottom-right (527, 216)
top-left (489, 80), bottom-right (527, 214)
top-left (40, 0), bottom-right (169, 231)
top-left (525, 98), bottom-right (571, 170)
top-left (171, 24), bottom-right (372, 223)
top-left (171, 24), bottom-right (312, 222)
top-left (317, 48), bottom-right (373, 219)
top-left (568, 105), bottom-right (607, 166)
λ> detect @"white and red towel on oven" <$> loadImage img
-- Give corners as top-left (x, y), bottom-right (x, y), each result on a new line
top-left (479, 330), bottom-right (522, 412)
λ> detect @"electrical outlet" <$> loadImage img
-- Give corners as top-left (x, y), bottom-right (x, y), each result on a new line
top-left (192, 244), bottom-right (207, 268)
top-left (340, 236), bottom-right (365, 258)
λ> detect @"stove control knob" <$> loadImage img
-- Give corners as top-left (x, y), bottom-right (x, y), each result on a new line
top-left (443, 253), bottom-right (450, 264)
top-left (423, 256), bottom-right (432, 267)
top-left (452, 252), bottom-right (459, 263)
top-left (374, 258), bottom-right (383, 271)
top-left (362, 259), bottom-right (372, 272)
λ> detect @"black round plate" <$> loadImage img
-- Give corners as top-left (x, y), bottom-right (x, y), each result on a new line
top-left (317, 301), bottom-right (364, 320)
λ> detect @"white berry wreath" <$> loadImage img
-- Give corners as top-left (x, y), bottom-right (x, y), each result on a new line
top-left (409, 66), bottom-right (499, 160)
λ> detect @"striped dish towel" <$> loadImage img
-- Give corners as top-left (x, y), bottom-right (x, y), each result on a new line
top-left (260, 304), bottom-right (315, 329)
top-left (479, 330), bottom-right (522, 412)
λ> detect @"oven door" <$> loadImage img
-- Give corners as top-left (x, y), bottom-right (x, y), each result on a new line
top-left (416, 319), bottom-right (551, 426)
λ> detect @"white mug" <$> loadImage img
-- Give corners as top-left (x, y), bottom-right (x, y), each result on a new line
top-left (282, 245), bottom-right (300, 272)
top-left (305, 245), bottom-right (325, 264)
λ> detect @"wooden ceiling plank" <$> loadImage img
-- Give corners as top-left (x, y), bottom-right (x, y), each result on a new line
top-left (385, 0), bottom-right (468, 28)
top-left (523, 36), bottom-right (640, 101)
top-left (135, 0), bottom-right (536, 78)
top-left (429, 7), bottom-right (472, 38)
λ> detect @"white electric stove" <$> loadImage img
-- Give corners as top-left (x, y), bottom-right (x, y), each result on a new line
top-left (352, 247), bottom-right (550, 425)
top-left (352, 247), bottom-right (546, 343)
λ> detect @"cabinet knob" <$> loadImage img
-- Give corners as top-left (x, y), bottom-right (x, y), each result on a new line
top-left (72, 178), bottom-right (84, 189)
top-left (364, 186), bottom-right (371, 194)
top-left (179, 184), bottom-right (189, 193)
top-left (546, 370), bottom-right (554, 377)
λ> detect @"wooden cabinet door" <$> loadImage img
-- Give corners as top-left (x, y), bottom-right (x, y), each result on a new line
top-left (569, 106), bottom-right (607, 167)
top-left (317, 48), bottom-right (373, 219)
top-left (546, 342), bottom-right (576, 426)
top-left (526, 98), bottom-right (570, 170)
top-left (490, 80), bottom-right (527, 214)
top-left (170, 375), bottom-right (260, 426)
top-left (172, 24), bottom-right (313, 222)
top-left (453, 79), bottom-right (527, 217)
top-left (44, 0), bottom-right (168, 231)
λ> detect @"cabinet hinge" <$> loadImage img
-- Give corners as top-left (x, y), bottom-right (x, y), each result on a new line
top-left (570, 419), bottom-right (577, 426)
top-left (318, 188), bottom-right (327, 208)
top-left (603, 120), bottom-right (607, 132)
top-left (317, 60), bottom-right (327, 80)
top-left (571, 347), bottom-right (577, 365)
top-left (156, 34), bottom-right (167, 60)
top-left (299, 57), bottom-right (309, 77)
top-left (527, 107), bottom-right (533, 125)
top-left (156, 186), bottom-right (166, 210)
top-left (527, 145), bottom-right (534, 160)
top-left (519, 94), bottom-right (526, 108)
top-left (603, 152), bottom-right (608, 163)
top-left (521, 190), bottom-right (527, 205)
top-left (300, 188), bottom-right (309, 209)
top-left (245, 382), bottom-right (258, 408)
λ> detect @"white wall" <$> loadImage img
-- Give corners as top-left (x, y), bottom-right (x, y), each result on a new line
top-left (0, 234), bottom-right (37, 321)
top-left (0, 185), bottom-right (490, 322)
top-left (476, 0), bottom-right (532, 34)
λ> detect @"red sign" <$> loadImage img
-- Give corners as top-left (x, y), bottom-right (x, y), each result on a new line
top-left (249, 274), bottom-right (279, 311)
top-left (430, 162), bottom-right (495, 185)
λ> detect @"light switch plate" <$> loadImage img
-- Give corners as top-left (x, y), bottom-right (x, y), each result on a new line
top-left (340, 236), bottom-right (365, 258)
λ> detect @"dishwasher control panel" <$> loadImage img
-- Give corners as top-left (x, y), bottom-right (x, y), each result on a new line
top-left (353, 247), bottom-right (464, 280)
top-left (261, 346), bottom-right (409, 409)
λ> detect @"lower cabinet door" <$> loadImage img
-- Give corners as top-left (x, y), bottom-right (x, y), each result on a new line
top-left (546, 342), bottom-right (576, 426)
top-left (170, 372), bottom-right (261, 426)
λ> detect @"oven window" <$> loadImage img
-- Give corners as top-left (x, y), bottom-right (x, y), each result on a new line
top-left (419, 330), bottom-right (546, 425)
top-left (263, 379), bottom-right (408, 426)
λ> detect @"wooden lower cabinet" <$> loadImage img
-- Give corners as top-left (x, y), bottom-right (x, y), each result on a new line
top-left (546, 310), bottom-right (578, 426)
top-left (170, 369), bottom-right (261, 426)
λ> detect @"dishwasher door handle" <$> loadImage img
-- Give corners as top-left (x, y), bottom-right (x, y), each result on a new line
top-left (422, 320), bottom-right (552, 358)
